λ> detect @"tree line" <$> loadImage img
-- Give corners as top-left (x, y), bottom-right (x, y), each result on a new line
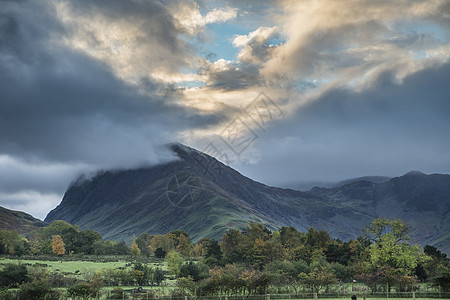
top-left (0, 218), bottom-right (449, 298)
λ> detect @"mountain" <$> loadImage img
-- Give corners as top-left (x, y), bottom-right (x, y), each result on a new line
top-left (0, 206), bottom-right (47, 234)
top-left (45, 144), bottom-right (450, 253)
top-left (333, 176), bottom-right (391, 188)
top-left (309, 170), bottom-right (450, 252)
top-left (283, 176), bottom-right (391, 191)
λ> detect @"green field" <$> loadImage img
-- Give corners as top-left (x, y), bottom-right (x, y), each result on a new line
top-left (0, 257), bottom-right (169, 273)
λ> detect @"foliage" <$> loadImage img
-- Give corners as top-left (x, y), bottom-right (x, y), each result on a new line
top-left (109, 287), bottom-right (125, 299)
top-left (364, 218), bottom-right (427, 292)
top-left (0, 287), bottom-right (15, 300)
top-left (0, 218), bottom-right (448, 297)
top-left (131, 241), bottom-right (141, 256)
top-left (154, 247), bottom-right (166, 258)
top-left (18, 279), bottom-right (60, 300)
top-left (433, 271), bottom-right (450, 292)
top-left (67, 282), bottom-right (102, 299)
top-left (166, 250), bottom-right (184, 277)
top-left (180, 261), bottom-right (209, 282)
top-left (52, 235), bottom-right (65, 256)
top-left (0, 230), bottom-right (22, 255)
top-left (299, 266), bottom-right (338, 293)
top-left (0, 263), bottom-right (29, 287)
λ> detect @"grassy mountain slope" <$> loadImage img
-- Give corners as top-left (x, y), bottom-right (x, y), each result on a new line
top-left (45, 144), bottom-right (450, 252)
top-left (0, 206), bottom-right (47, 234)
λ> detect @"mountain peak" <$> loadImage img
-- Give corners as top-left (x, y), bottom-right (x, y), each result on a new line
top-left (404, 170), bottom-right (425, 176)
top-left (168, 142), bottom-right (203, 158)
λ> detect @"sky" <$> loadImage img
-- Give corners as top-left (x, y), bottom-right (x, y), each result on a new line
top-left (1, 0), bottom-right (449, 220)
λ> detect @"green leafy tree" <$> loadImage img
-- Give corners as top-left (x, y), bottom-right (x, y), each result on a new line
top-left (433, 271), bottom-right (450, 292)
top-left (166, 250), bottom-right (184, 277)
top-left (151, 268), bottom-right (165, 286)
top-left (115, 240), bottom-right (130, 255)
top-left (365, 218), bottom-right (426, 292)
top-left (78, 230), bottom-right (102, 254)
top-left (0, 230), bottom-right (21, 255)
top-left (176, 276), bottom-right (196, 295)
top-left (180, 261), bottom-right (209, 282)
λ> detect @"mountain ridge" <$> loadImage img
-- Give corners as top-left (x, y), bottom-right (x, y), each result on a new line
top-left (45, 143), bottom-right (450, 253)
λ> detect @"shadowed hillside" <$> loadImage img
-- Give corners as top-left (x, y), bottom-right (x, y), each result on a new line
top-left (0, 206), bottom-right (47, 234)
top-left (45, 144), bottom-right (450, 252)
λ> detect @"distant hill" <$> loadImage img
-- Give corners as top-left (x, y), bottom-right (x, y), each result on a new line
top-left (0, 206), bottom-right (47, 234)
top-left (333, 176), bottom-right (391, 188)
top-left (45, 144), bottom-right (450, 253)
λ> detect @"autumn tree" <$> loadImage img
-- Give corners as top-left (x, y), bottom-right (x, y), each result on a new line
top-left (176, 233), bottom-right (193, 256)
top-left (131, 241), bottom-right (141, 256)
top-left (149, 234), bottom-right (176, 254)
top-left (51, 235), bottom-right (65, 256)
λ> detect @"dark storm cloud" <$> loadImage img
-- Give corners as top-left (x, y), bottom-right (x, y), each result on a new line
top-left (242, 61), bottom-right (450, 186)
top-left (0, 0), bottom-right (220, 164)
top-left (0, 0), bottom-right (224, 217)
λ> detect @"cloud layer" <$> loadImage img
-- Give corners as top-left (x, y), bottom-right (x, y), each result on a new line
top-left (0, 0), bottom-right (449, 218)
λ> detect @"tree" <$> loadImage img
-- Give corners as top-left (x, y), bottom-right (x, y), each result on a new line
top-left (166, 250), bottom-right (184, 277)
top-left (135, 233), bottom-right (153, 257)
top-left (78, 230), bottom-right (102, 254)
top-left (365, 218), bottom-right (426, 292)
top-left (202, 239), bottom-right (223, 267)
top-left (177, 233), bottom-right (193, 256)
top-left (152, 268), bottom-right (165, 286)
top-left (154, 247), bottom-right (166, 258)
top-left (131, 241), bottom-right (141, 256)
top-left (299, 266), bottom-right (337, 293)
top-left (150, 234), bottom-right (176, 254)
top-left (180, 261), bottom-right (209, 282)
top-left (115, 240), bottom-right (130, 255)
top-left (176, 276), bottom-right (196, 295)
top-left (433, 271), bottom-right (450, 293)
top-left (51, 235), bottom-right (65, 256)
top-left (0, 230), bottom-right (21, 255)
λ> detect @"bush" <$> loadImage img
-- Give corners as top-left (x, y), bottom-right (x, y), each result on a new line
top-left (170, 288), bottom-right (190, 298)
top-left (18, 280), bottom-right (60, 300)
top-left (67, 282), bottom-right (102, 299)
top-left (109, 287), bottom-right (125, 299)
top-left (0, 263), bottom-right (29, 287)
top-left (0, 287), bottom-right (16, 300)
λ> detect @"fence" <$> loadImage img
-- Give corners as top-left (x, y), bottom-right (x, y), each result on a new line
top-left (16, 292), bottom-right (448, 300)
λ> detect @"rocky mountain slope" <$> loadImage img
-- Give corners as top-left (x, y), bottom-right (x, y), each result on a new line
top-left (45, 144), bottom-right (450, 252)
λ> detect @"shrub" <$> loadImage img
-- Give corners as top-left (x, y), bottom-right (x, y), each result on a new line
top-left (0, 263), bottom-right (29, 287)
top-left (0, 287), bottom-right (16, 300)
top-left (18, 280), bottom-right (60, 300)
top-left (67, 282), bottom-right (102, 299)
top-left (109, 287), bottom-right (125, 299)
